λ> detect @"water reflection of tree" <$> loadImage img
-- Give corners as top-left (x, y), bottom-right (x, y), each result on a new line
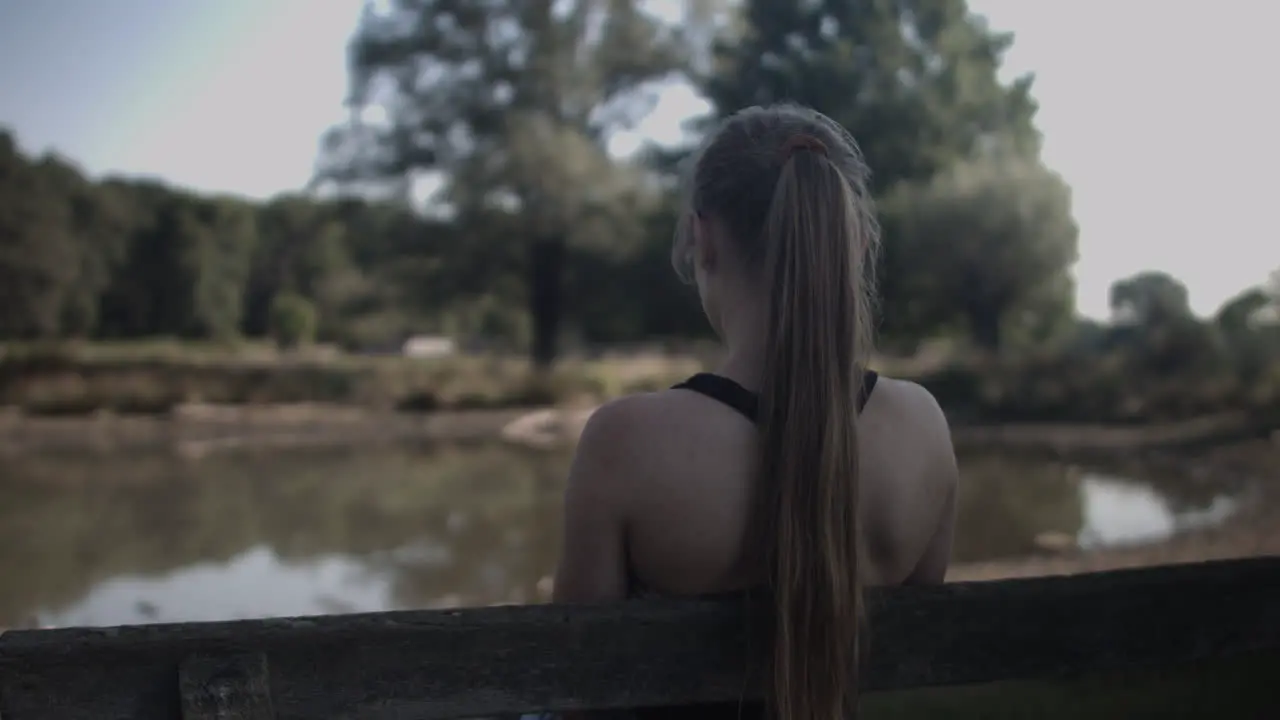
top-left (0, 444), bottom-right (572, 626)
top-left (953, 453), bottom-right (1086, 563)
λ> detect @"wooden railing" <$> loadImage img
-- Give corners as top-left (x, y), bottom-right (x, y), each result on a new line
top-left (1, 557), bottom-right (1277, 719)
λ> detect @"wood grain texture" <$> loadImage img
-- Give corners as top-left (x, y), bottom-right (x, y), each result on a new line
top-left (2, 557), bottom-right (1277, 720)
top-left (178, 653), bottom-right (273, 720)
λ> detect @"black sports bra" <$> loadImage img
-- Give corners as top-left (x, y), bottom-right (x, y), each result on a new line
top-left (671, 370), bottom-right (878, 421)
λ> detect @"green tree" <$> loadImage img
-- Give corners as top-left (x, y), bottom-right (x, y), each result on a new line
top-left (698, 0), bottom-right (1040, 196)
top-left (1108, 271), bottom-right (1223, 376)
top-left (95, 180), bottom-right (179, 337)
top-left (269, 292), bottom-right (319, 349)
top-left (568, 206), bottom-right (710, 343)
top-left (318, 199), bottom-right (451, 348)
top-left (95, 184), bottom-right (257, 340)
top-left (1109, 271), bottom-right (1193, 327)
top-left (1215, 287), bottom-right (1270, 334)
top-left (1215, 286), bottom-right (1278, 381)
top-left (882, 148), bottom-right (1078, 351)
top-left (35, 156), bottom-right (134, 336)
top-left (247, 195), bottom-right (365, 340)
top-left (190, 197), bottom-right (258, 340)
top-left (317, 0), bottom-right (690, 367)
top-left (0, 133), bottom-right (83, 337)
top-left (0, 134), bottom-right (136, 339)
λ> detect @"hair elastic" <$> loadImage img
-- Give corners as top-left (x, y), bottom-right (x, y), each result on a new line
top-left (780, 134), bottom-right (829, 161)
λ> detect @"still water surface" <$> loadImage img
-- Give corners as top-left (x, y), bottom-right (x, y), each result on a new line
top-left (0, 444), bottom-right (1242, 628)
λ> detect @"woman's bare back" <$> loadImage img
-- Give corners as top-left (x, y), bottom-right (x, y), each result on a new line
top-left (553, 374), bottom-right (958, 602)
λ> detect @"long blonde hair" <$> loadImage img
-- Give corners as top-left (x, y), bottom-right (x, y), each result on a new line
top-left (674, 104), bottom-right (880, 719)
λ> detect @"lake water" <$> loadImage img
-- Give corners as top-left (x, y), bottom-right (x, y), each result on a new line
top-left (0, 444), bottom-right (1245, 629)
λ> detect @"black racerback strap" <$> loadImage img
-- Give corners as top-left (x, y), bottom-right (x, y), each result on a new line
top-left (672, 370), bottom-right (878, 423)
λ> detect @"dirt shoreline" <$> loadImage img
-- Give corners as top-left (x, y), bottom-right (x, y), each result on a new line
top-left (948, 513), bottom-right (1280, 582)
top-left (0, 404), bottom-right (547, 457)
top-left (1, 402), bottom-right (1274, 456)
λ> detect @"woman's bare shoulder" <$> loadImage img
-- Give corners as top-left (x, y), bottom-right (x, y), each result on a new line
top-left (573, 389), bottom-right (695, 463)
top-left (867, 376), bottom-right (950, 433)
top-left (864, 375), bottom-right (958, 486)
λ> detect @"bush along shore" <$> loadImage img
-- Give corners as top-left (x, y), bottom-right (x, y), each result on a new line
top-left (0, 344), bottom-right (1277, 455)
top-left (0, 344), bottom-right (702, 416)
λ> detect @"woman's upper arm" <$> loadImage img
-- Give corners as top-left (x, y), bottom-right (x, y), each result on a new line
top-left (904, 387), bottom-right (960, 585)
top-left (905, 462), bottom-right (957, 584)
top-left (551, 402), bottom-right (637, 605)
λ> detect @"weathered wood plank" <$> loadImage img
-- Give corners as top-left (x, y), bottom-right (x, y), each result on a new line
top-left (1, 557), bottom-right (1277, 720)
top-left (178, 653), bottom-right (273, 720)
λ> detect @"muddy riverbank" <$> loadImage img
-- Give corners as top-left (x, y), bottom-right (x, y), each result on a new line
top-left (0, 404), bottom-right (544, 457)
top-left (0, 402), bottom-right (1274, 457)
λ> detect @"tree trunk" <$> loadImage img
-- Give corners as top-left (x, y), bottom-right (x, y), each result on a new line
top-left (529, 237), bottom-right (565, 369)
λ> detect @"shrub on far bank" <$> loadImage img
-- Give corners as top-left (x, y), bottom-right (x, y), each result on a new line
top-left (0, 338), bottom-right (1275, 426)
top-left (0, 345), bottom-right (702, 417)
top-left (915, 351), bottom-right (1279, 425)
top-left (269, 293), bottom-right (318, 350)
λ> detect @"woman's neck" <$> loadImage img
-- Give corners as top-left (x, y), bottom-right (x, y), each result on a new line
top-left (716, 308), bottom-right (769, 392)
